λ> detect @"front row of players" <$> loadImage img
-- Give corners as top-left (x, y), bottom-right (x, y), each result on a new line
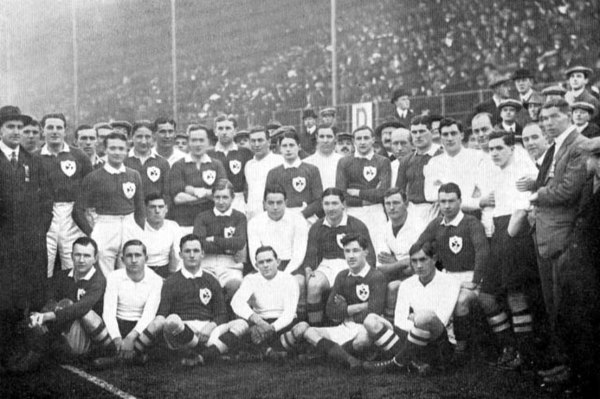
top-left (14, 232), bottom-right (469, 374)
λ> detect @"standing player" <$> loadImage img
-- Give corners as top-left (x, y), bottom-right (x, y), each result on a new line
top-left (208, 114), bottom-right (253, 213)
top-left (11, 237), bottom-right (110, 372)
top-left (38, 113), bottom-right (93, 277)
top-left (125, 121), bottom-right (170, 199)
top-left (193, 179), bottom-right (247, 302)
top-left (20, 118), bottom-right (42, 153)
top-left (244, 126), bottom-right (283, 220)
top-left (93, 240), bottom-right (162, 367)
top-left (336, 125), bottom-right (391, 256)
top-left (303, 188), bottom-right (375, 326)
top-left (287, 234), bottom-right (386, 370)
top-left (75, 124), bottom-right (104, 169)
top-left (334, 131), bottom-right (354, 156)
top-left (135, 234), bottom-right (228, 367)
top-left (304, 125), bottom-right (343, 190)
top-left (199, 246), bottom-right (299, 362)
top-left (389, 127), bottom-right (414, 186)
top-left (77, 132), bottom-right (146, 277)
top-left (266, 130), bottom-right (323, 223)
top-left (93, 122), bottom-right (113, 158)
top-left (153, 117), bottom-right (186, 166)
top-left (168, 124), bottom-right (226, 234)
top-left (363, 241), bottom-right (460, 374)
top-left (143, 194), bottom-right (181, 278)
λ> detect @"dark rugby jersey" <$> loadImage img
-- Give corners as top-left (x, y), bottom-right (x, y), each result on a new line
top-left (125, 152), bottom-right (170, 199)
top-left (395, 146), bottom-right (443, 204)
top-left (38, 145), bottom-right (93, 203)
top-left (265, 161), bottom-right (323, 218)
top-left (207, 145), bottom-right (253, 193)
top-left (193, 208), bottom-right (247, 255)
top-left (336, 153), bottom-right (391, 207)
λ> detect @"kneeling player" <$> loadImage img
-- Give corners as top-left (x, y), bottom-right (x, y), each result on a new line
top-left (135, 234), bottom-right (228, 367)
top-left (10, 237), bottom-right (110, 372)
top-left (363, 241), bottom-right (460, 374)
top-left (287, 234), bottom-right (386, 369)
top-left (199, 246), bottom-right (299, 362)
top-left (93, 240), bottom-right (163, 368)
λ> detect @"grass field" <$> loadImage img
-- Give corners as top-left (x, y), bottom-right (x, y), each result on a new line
top-left (1, 350), bottom-right (556, 399)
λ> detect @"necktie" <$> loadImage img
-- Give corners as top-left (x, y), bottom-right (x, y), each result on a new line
top-left (535, 143), bottom-right (555, 189)
top-left (10, 151), bottom-right (17, 169)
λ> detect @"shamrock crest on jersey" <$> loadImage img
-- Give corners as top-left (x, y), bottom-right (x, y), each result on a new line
top-left (60, 160), bottom-right (77, 177)
top-left (122, 182), bottom-right (136, 199)
top-left (147, 166), bottom-right (161, 182)
top-left (199, 287), bottom-right (212, 305)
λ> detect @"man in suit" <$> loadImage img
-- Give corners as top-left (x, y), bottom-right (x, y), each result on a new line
top-left (374, 120), bottom-right (405, 160)
top-left (529, 99), bottom-right (588, 381)
top-left (512, 68), bottom-right (539, 126)
top-left (472, 74), bottom-right (512, 126)
top-left (564, 66), bottom-right (600, 114)
top-left (0, 106), bottom-right (53, 372)
top-left (299, 108), bottom-right (318, 155)
top-left (571, 101), bottom-right (600, 138)
top-left (390, 88), bottom-right (414, 126)
top-left (495, 99), bottom-right (524, 141)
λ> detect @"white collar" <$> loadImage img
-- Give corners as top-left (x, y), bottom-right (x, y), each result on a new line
top-left (396, 108), bottom-right (407, 117)
top-left (103, 162), bottom-right (126, 174)
top-left (90, 153), bottom-right (103, 165)
top-left (184, 153), bottom-right (212, 164)
top-left (502, 122), bottom-right (516, 131)
top-left (577, 122), bottom-right (589, 133)
top-left (554, 125), bottom-right (576, 153)
top-left (422, 143), bottom-right (441, 157)
top-left (181, 267), bottom-right (203, 279)
top-left (349, 264), bottom-right (370, 277)
top-left (323, 212), bottom-right (348, 227)
top-left (283, 158), bottom-right (302, 169)
top-left (144, 220), bottom-right (165, 232)
top-left (40, 143), bottom-right (70, 156)
top-left (354, 150), bottom-right (375, 160)
top-left (128, 148), bottom-right (156, 159)
top-left (441, 211), bottom-right (464, 227)
top-left (307, 126), bottom-right (316, 133)
top-left (0, 141), bottom-right (19, 160)
top-left (520, 89), bottom-right (533, 101)
top-left (213, 207), bottom-right (233, 217)
top-left (214, 142), bottom-right (238, 153)
top-left (572, 87), bottom-right (585, 97)
top-left (68, 267), bottom-right (96, 281)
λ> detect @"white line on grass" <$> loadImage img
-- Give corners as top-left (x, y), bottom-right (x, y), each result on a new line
top-left (60, 364), bottom-right (139, 399)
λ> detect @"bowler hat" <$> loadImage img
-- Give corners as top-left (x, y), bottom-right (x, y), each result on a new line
top-left (302, 108), bottom-right (318, 120)
top-left (390, 88), bottom-right (409, 104)
top-left (512, 68), bottom-right (535, 81)
top-left (0, 105), bottom-right (32, 127)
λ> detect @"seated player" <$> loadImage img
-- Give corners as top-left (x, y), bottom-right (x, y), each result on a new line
top-left (303, 188), bottom-right (375, 326)
top-left (416, 183), bottom-right (489, 359)
top-left (93, 240), bottom-right (162, 367)
top-left (193, 179), bottom-right (247, 301)
top-left (363, 241), bottom-right (460, 374)
top-left (9, 237), bottom-right (110, 372)
top-left (134, 234), bottom-right (228, 367)
top-left (379, 188), bottom-right (425, 323)
top-left (198, 246), bottom-right (300, 362)
top-left (144, 194), bottom-right (181, 278)
top-left (286, 234), bottom-right (386, 370)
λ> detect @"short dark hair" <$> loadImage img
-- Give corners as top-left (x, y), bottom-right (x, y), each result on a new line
top-left (317, 124), bottom-right (338, 135)
top-left (439, 117), bottom-right (463, 133)
top-left (488, 130), bottom-right (515, 146)
top-left (383, 187), bottom-right (407, 203)
top-left (24, 119), bottom-right (42, 130)
top-left (186, 124), bottom-right (210, 137)
top-left (410, 115), bottom-right (432, 129)
top-left (279, 130), bottom-right (300, 145)
top-left (154, 117), bottom-right (176, 130)
top-left (340, 233), bottom-right (369, 250)
top-left (132, 120), bottom-right (155, 135)
top-left (74, 124), bottom-right (95, 140)
top-left (264, 185), bottom-right (287, 201)
top-left (104, 131), bottom-right (128, 147)
top-left (322, 187), bottom-right (345, 202)
top-left (214, 114), bottom-right (238, 128)
top-left (180, 234), bottom-right (202, 250)
top-left (122, 239), bottom-right (147, 256)
top-left (255, 245), bottom-right (278, 260)
top-left (41, 113), bottom-right (67, 129)
top-left (409, 240), bottom-right (437, 257)
top-left (212, 179), bottom-right (235, 197)
top-left (249, 126), bottom-right (269, 140)
top-left (541, 98), bottom-right (571, 114)
top-left (438, 182), bottom-right (462, 199)
top-left (73, 236), bottom-right (98, 256)
top-left (352, 125), bottom-right (374, 137)
top-left (144, 192), bottom-right (167, 206)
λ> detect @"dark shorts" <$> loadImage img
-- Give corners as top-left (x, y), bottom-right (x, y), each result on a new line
top-left (117, 319), bottom-right (137, 338)
top-left (277, 260), bottom-right (304, 276)
top-left (481, 215), bottom-right (539, 295)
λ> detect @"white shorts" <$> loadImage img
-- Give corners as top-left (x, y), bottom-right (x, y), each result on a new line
top-left (47, 202), bottom-right (85, 277)
top-left (316, 258), bottom-right (348, 287)
top-left (317, 321), bottom-right (366, 345)
top-left (202, 254), bottom-right (243, 287)
top-left (407, 202), bottom-right (439, 233)
top-left (347, 204), bottom-right (388, 256)
top-left (232, 192), bottom-right (246, 214)
top-left (180, 226), bottom-right (194, 237)
top-left (446, 270), bottom-right (474, 284)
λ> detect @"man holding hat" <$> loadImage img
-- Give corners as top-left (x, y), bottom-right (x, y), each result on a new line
top-left (473, 74), bottom-right (512, 126)
top-left (0, 105), bottom-right (53, 372)
top-left (299, 108), bottom-right (318, 155)
top-left (572, 101), bottom-right (600, 138)
top-left (391, 88), bottom-right (414, 127)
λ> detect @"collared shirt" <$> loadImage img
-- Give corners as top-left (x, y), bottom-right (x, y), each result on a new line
top-left (104, 162), bottom-right (126, 175)
top-left (282, 158), bottom-right (302, 169)
top-left (441, 211), bottom-right (464, 227)
top-left (40, 143), bottom-right (70, 156)
top-left (520, 89), bottom-right (533, 103)
top-left (181, 267), bottom-right (203, 279)
top-left (348, 264), bottom-right (371, 278)
top-left (214, 142), bottom-right (238, 155)
top-left (354, 150), bottom-right (375, 160)
top-left (323, 212), bottom-right (348, 228)
top-left (245, 152), bottom-right (284, 219)
top-left (0, 141), bottom-right (19, 161)
top-left (501, 122), bottom-right (517, 133)
top-left (492, 156), bottom-right (537, 216)
top-left (154, 146), bottom-right (185, 167)
top-left (128, 148), bottom-right (156, 164)
top-left (304, 151), bottom-right (342, 189)
top-left (144, 220), bottom-right (181, 268)
top-left (397, 109), bottom-right (407, 119)
top-left (184, 153), bottom-right (212, 164)
top-left (68, 267), bottom-right (96, 281)
top-left (213, 207), bottom-right (233, 217)
top-left (551, 125), bottom-right (577, 172)
top-left (384, 212), bottom-right (426, 262)
top-left (576, 123), bottom-right (589, 134)
top-left (103, 268), bottom-right (163, 339)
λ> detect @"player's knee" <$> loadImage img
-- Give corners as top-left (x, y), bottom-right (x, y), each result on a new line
top-left (148, 316), bottom-right (166, 333)
top-left (292, 321), bottom-right (309, 338)
top-left (353, 331), bottom-right (371, 351)
top-left (80, 310), bottom-right (103, 329)
top-left (164, 314), bottom-right (183, 333)
top-left (455, 291), bottom-right (475, 315)
top-left (56, 298), bottom-right (74, 310)
top-left (413, 310), bottom-right (438, 328)
top-left (363, 313), bottom-right (385, 335)
top-left (478, 293), bottom-right (499, 314)
top-left (507, 292), bottom-right (528, 312)
top-left (228, 319), bottom-right (249, 337)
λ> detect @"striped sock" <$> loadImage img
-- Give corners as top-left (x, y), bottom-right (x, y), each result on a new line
top-left (372, 327), bottom-right (404, 358)
top-left (383, 307), bottom-right (395, 324)
top-left (170, 325), bottom-right (196, 347)
top-left (307, 302), bottom-right (324, 326)
top-left (486, 310), bottom-right (513, 347)
top-left (279, 328), bottom-right (302, 352)
top-left (134, 328), bottom-right (157, 354)
top-left (89, 322), bottom-right (112, 347)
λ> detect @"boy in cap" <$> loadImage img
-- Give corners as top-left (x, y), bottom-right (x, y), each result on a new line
top-left (571, 101), bottom-right (600, 138)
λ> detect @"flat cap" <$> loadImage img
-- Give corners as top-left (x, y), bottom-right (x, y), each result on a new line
top-left (512, 68), bottom-right (535, 81)
top-left (541, 85), bottom-right (567, 96)
top-left (320, 107), bottom-right (336, 117)
top-left (571, 101), bottom-right (595, 113)
top-left (336, 131), bottom-right (353, 140)
top-left (110, 120), bottom-right (133, 134)
top-left (234, 129), bottom-right (250, 139)
top-left (523, 92), bottom-right (544, 109)
top-left (498, 99), bottom-right (523, 111)
top-left (489, 73), bottom-right (512, 88)
top-left (265, 120), bottom-right (282, 131)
